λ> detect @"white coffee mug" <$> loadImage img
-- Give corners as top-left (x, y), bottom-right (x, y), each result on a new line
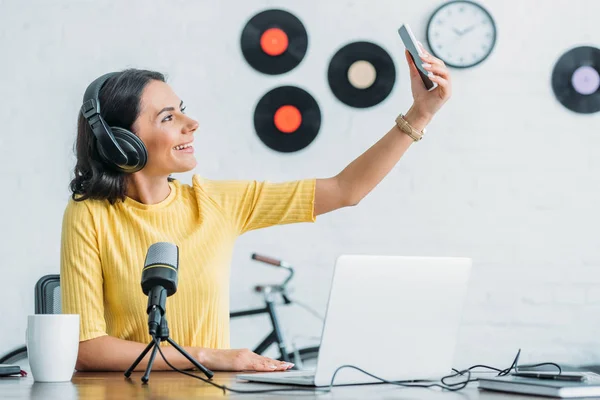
top-left (26, 314), bottom-right (80, 382)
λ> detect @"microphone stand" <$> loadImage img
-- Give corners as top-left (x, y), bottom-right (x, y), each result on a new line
top-left (124, 310), bottom-right (214, 383)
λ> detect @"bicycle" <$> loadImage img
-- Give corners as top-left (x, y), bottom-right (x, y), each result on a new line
top-left (229, 253), bottom-right (321, 370)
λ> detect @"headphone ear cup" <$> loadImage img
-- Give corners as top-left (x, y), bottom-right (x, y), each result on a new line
top-left (105, 127), bottom-right (148, 173)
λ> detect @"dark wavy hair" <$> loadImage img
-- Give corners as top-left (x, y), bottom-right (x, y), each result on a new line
top-left (70, 68), bottom-right (172, 204)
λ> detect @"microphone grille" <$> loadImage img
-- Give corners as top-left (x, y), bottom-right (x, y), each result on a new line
top-left (144, 242), bottom-right (179, 269)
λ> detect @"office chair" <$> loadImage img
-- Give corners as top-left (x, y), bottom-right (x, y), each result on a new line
top-left (0, 274), bottom-right (60, 364)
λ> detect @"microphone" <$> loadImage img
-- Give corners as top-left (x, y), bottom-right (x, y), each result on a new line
top-left (126, 241), bottom-right (213, 383)
top-left (142, 242), bottom-right (179, 337)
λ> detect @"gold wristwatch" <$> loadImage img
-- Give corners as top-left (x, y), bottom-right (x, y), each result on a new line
top-left (395, 113), bottom-right (426, 141)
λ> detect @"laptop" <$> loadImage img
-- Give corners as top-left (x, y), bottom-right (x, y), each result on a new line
top-left (236, 254), bottom-right (472, 387)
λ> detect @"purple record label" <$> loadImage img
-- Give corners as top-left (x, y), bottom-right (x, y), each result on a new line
top-left (571, 66), bottom-right (600, 95)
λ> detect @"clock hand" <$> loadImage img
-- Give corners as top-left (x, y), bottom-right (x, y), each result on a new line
top-left (461, 24), bottom-right (477, 35)
top-left (452, 27), bottom-right (463, 36)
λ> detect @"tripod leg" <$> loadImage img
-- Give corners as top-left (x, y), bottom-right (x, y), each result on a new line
top-left (166, 337), bottom-right (214, 379)
top-left (124, 340), bottom-right (155, 378)
top-left (141, 341), bottom-right (159, 384)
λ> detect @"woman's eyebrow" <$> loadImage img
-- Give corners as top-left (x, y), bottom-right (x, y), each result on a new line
top-left (156, 100), bottom-right (184, 118)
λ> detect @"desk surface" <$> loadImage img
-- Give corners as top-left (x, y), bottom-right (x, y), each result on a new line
top-left (0, 370), bottom-right (554, 399)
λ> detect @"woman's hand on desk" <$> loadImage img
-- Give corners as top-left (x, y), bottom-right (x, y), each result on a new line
top-left (75, 336), bottom-right (293, 372)
top-left (198, 348), bottom-right (294, 372)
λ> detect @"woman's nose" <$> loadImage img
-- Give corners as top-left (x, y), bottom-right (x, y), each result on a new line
top-left (186, 117), bottom-right (199, 134)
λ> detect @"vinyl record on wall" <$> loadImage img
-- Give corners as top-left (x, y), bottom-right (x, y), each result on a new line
top-left (551, 46), bottom-right (600, 114)
top-left (254, 86), bottom-right (321, 153)
top-left (327, 41), bottom-right (396, 108)
top-left (240, 9), bottom-right (308, 75)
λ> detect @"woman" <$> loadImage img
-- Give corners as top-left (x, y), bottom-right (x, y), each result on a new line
top-left (61, 44), bottom-right (451, 373)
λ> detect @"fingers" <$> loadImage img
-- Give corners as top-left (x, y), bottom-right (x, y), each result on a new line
top-left (420, 52), bottom-right (445, 68)
top-left (230, 349), bottom-right (296, 372)
top-left (422, 63), bottom-right (450, 80)
top-left (429, 74), bottom-right (452, 98)
top-left (417, 41), bottom-right (451, 97)
top-left (418, 41), bottom-right (446, 68)
top-left (252, 355), bottom-right (294, 372)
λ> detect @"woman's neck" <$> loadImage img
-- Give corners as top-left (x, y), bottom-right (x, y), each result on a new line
top-left (126, 173), bottom-right (171, 205)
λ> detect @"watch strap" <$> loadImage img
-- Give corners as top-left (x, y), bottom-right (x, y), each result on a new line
top-left (395, 114), bottom-right (425, 141)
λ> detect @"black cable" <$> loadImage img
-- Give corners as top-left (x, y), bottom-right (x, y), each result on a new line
top-left (152, 338), bottom-right (330, 395)
top-left (498, 348), bottom-right (521, 376)
top-left (452, 365), bottom-right (503, 375)
top-left (496, 349), bottom-right (562, 376)
top-left (153, 341), bottom-right (476, 394)
top-left (518, 362), bottom-right (562, 374)
top-left (330, 365), bottom-right (476, 391)
top-left (450, 349), bottom-right (562, 379)
top-left (150, 344), bottom-right (564, 396)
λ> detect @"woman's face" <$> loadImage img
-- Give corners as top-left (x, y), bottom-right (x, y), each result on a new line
top-left (132, 80), bottom-right (199, 175)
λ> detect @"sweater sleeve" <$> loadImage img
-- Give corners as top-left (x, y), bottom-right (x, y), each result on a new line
top-left (194, 175), bottom-right (316, 235)
top-left (60, 198), bottom-right (107, 342)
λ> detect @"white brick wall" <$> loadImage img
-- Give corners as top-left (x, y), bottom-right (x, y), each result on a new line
top-left (1, 0), bottom-right (599, 371)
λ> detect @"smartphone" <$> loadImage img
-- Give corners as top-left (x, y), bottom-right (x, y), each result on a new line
top-left (398, 24), bottom-right (437, 91)
top-left (511, 372), bottom-right (586, 382)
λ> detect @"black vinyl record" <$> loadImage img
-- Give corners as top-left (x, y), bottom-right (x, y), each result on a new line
top-left (551, 46), bottom-right (600, 114)
top-left (327, 41), bottom-right (396, 108)
top-left (241, 9), bottom-right (308, 75)
top-left (254, 86), bottom-right (321, 153)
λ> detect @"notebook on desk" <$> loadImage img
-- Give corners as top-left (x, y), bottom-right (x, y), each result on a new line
top-left (478, 373), bottom-right (600, 398)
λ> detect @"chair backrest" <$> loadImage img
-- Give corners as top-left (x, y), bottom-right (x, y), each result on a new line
top-left (35, 274), bottom-right (61, 314)
top-left (0, 274), bottom-right (61, 364)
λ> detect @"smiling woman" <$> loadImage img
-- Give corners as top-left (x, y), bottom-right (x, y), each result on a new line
top-left (62, 47), bottom-right (452, 373)
top-left (126, 80), bottom-right (200, 189)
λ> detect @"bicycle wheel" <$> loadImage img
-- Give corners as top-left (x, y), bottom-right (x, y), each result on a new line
top-left (284, 346), bottom-right (320, 370)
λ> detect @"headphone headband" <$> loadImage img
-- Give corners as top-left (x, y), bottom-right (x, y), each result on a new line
top-left (81, 72), bottom-right (118, 120)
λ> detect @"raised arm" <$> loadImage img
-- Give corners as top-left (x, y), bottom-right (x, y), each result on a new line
top-left (314, 45), bottom-right (452, 217)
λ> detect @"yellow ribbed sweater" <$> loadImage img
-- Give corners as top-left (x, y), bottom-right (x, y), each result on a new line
top-left (60, 175), bottom-right (316, 349)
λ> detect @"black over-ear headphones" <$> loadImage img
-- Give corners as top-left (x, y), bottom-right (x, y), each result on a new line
top-left (80, 72), bottom-right (148, 173)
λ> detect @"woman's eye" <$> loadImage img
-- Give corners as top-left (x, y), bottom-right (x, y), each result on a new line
top-left (162, 108), bottom-right (185, 122)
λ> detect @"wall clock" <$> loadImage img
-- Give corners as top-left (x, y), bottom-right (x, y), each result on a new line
top-left (426, 0), bottom-right (497, 68)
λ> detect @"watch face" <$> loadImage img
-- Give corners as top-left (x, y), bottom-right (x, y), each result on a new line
top-left (426, 0), bottom-right (496, 68)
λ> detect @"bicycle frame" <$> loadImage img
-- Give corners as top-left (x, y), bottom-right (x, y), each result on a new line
top-left (229, 253), bottom-right (295, 362)
top-left (230, 299), bottom-right (291, 362)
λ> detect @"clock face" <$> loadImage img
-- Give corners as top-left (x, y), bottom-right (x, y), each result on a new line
top-left (426, 0), bottom-right (497, 68)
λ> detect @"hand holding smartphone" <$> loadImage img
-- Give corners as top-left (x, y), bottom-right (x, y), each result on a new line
top-left (398, 24), bottom-right (437, 91)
